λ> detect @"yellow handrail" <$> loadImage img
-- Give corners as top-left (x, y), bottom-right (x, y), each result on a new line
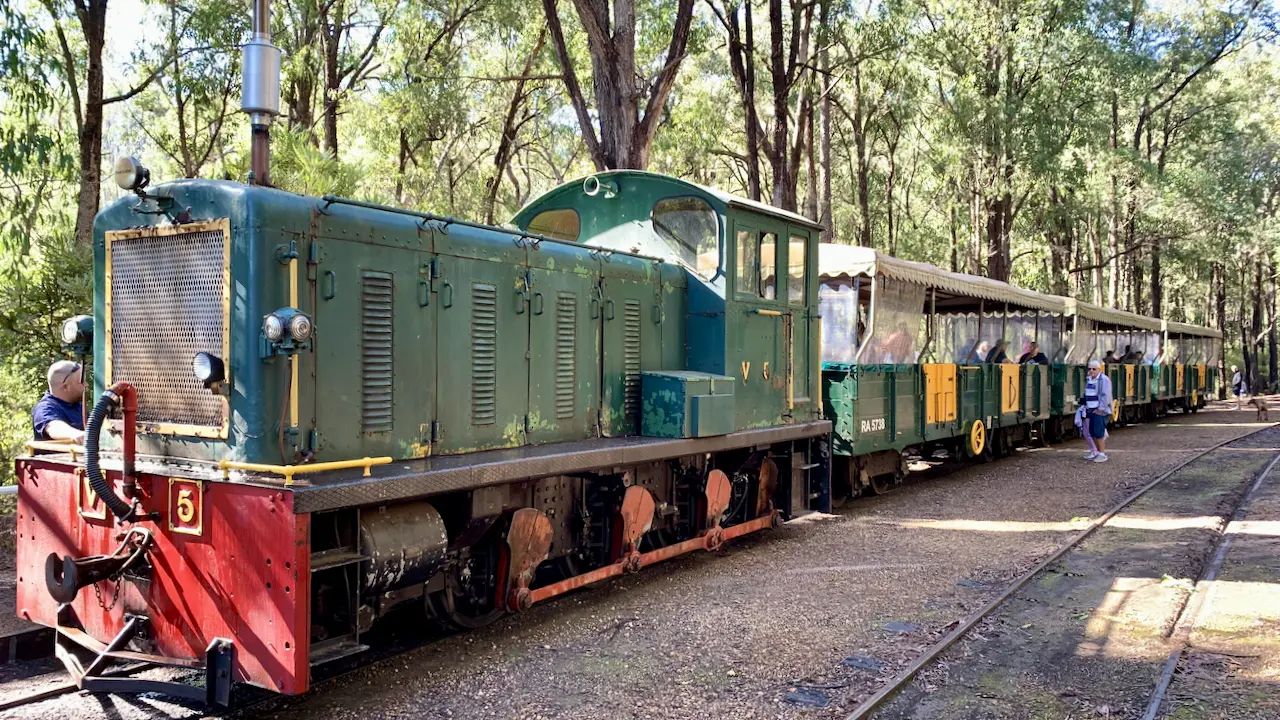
top-left (218, 456), bottom-right (393, 486)
top-left (25, 439), bottom-right (86, 461)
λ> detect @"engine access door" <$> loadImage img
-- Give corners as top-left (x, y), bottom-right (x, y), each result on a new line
top-left (600, 253), bottom-right (662, 437)
top-left (525, 241), bottom-right (600, 444)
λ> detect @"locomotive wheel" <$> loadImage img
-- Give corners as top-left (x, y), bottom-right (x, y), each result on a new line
top-left (870, 474), bottom-right (892, 495)
top-left (428, 588), bottom-right (505, 631)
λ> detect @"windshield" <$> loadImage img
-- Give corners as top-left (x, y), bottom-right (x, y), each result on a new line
top-left (652, 196), bottom-right (720, 281)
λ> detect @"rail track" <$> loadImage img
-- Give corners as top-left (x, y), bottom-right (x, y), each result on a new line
top-left (843, 421), bottom-right (1280, 720)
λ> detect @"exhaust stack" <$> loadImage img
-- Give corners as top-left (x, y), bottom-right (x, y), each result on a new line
top-left (241, 0), bottom-right (281, 185)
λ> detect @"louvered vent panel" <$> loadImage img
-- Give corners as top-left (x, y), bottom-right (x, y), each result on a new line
top-left (471, 283), bottom-right (498, 426)
top-left (108, 228), bottom-right (227, 429)
top-left (623, 299), bottom-right (642, 420)
top-left (555, 292), bottom-right (577, 419)
top-left (361, 271), bottom-right (394, 433)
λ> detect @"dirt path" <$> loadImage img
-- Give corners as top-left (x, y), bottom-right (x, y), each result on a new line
top-left (0, 405), bottom-right (1271, 719)
top-left (869, 426), bottom-right (1280, 720)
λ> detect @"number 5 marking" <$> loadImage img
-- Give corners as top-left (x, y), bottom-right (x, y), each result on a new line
top-left (177, 489), bottom-right (195, 523)
top-left (168, 478), bottom-right (204, 536)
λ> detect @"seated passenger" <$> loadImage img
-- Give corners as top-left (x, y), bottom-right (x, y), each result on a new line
top-left (1103, 349), bottom-right (1119, 364)
top-left (1018, 341), bottom-right (1049, 365)
top-left (969, 340), bottom-right (991, 364)
top-left (985, 339), bottom-right (1010, 364)
top-left (1120, 344), bottom-right (1142, 364)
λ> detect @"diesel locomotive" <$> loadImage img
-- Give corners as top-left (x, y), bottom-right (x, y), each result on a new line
top-left (11, 1), bottom-right (1222, 703)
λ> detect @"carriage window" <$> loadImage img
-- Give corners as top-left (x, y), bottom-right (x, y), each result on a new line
top-left (760, 233), bottom-right (777, 299)
top-left (652, 196), bottom-right (719, 281)
top-left (788, 234), bottom-right (806, 305)
top-left (527, 208), bottom-right (580, 242)
top-left (736, 229), bottom-right (758, 296)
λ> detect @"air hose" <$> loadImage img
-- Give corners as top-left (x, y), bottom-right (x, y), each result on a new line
top-left (85, 388), bottom-right (135, 521)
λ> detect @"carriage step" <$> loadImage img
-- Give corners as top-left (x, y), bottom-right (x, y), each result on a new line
top-left (310, 548), bottom-right (368, 572)
top-left (309, 637), bottom-right (369, 665)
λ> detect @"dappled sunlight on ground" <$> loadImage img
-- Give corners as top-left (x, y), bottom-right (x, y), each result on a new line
top-left (888, 517), bottom-right (1090, 532)
top-left (1107, 514), bottom-right (1223, 531)
top-left (1076, 576), bottom-right (1191, 661)
top-left (1226, 519), bottom-right (1280, 536)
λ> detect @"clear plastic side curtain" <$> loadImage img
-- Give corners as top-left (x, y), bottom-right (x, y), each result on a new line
top-left (862, 278), bottom-right (927, 364)
top-left (819, 280), bottom-right (858, 363)
top-left (935, 313), bottom-right (979, 363)
top-left (1067, 316), bottom-right (1095, 364)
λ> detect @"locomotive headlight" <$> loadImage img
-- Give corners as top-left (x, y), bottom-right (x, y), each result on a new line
top-left (59, 314), bottom-right (93, 354)
top-left (288, 313), bottom-right (312, 342)
top-left (263, 313), bottom-right (285, 342)
top-left (192, 352), bottom-right (225, 387)
top-left (261, 307), bottom-right (313, 358)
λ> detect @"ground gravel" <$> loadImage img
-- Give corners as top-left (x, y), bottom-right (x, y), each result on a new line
top-left (0, 403), bottom-right (1268, 719)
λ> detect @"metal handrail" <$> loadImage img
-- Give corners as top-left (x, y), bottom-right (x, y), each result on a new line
top-left (26, 439), bottom-right (86, 461)
top-left (218, 456), bottom-right (393, 486)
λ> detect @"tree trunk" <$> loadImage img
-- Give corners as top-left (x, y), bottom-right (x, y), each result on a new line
top-left (483, 31), bottom-right (546, 225)
top-left (61, 0), bottom-right (111, 246)
top-left (1215, 262), bottom-right (1227, 398)
top-left (320, 0), bottom-right (344, 157)
top-left (768, 0), bottom-right (792, 210)
top-left (1264, 257), bottom-right (1274, 389)
top-left (818, 0), bottom-right (832, 240)
top-left (853, 65), bottom-right (870, 246)
top-left (546, 0), bottom-right (694, 170)
top-left (1253, 261), bottom-right (1264, 392)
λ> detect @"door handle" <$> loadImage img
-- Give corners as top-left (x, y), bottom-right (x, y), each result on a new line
top-left (516, 289), bottom-right (528, 314)
top-left (605, 299), bottom-right (615, 320)
top-left (418, 279), bottom-right (430, 307)
top-left (533, 292), bottom-right (544, 315)
top-left (323, 270), bottom-right (336, 300)
top-left (441, 281), bottom-right (453, 308)
top-left (591, 297), bottom-right (600, 319)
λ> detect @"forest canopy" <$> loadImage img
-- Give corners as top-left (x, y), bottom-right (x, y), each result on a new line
top-left (2, 0), bottom-right (1279, 479)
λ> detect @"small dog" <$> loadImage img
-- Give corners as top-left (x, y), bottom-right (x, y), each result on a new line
top-left (1249, 396), bottom-right (1270, 422)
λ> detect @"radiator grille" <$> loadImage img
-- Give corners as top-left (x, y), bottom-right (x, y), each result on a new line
top-left (360, 271), bottom-right (394, 433)
top-left (555, 292), bottom-right (577, 419)
top-left (471, 283), bottom-right (498, 425)
top-left (107, 226), bottom-right (227, 431)
top-left (623, 299), bottom-right (642, 420)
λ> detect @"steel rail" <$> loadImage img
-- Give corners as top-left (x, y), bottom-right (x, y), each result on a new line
top-left (843, 421), bottom-right (1280, 720)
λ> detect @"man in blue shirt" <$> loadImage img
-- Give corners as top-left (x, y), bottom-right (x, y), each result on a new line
top-left (1083, 359), bottom-right (1113, 463)
top-left (32, 360), bottom-right (86, 443)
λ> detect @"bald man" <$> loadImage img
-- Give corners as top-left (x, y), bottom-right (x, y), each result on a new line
top-left (32, 360), bottom-right (86, 443)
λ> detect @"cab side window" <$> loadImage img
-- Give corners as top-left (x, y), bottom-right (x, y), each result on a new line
top-left (736, 229), bottom-right (758, 297)
top-left (652, 196), bottom-right (720, 280)
top-left (788, 234), bottom-right (806, 305)
top-left (760, 232), bottom-right (777, 299)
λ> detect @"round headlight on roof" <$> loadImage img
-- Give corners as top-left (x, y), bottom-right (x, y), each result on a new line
top-left (61, 317), bottom-right (80, 344)
top-left (288, 313), bottom-right (312, 342)
top-left (263, 313), bottom-right (285, 342)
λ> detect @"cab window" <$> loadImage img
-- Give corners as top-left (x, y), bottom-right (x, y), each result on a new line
top-left (652, 196), bottom-right (719, 280)
top-left (760, 232), bottom-right (777, 299)
top-left (736, 229), bottom-right (758, 296)
top-left (528, 208), bottom-right (580, 242)
top-left (788, 234), bottom-right (806, 305)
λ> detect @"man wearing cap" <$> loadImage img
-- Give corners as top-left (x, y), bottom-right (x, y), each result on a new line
top-left (32, 360), bottom-right (86, 443)
top-left (1083, 359), bottom-right (1113, 462)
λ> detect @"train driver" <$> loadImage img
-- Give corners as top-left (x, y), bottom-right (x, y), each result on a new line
top-left (32, 360), bottom-right (86, 444)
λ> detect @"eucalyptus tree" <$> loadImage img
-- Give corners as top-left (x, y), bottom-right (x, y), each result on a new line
top-left (542, 0), bottom-right (697, 170)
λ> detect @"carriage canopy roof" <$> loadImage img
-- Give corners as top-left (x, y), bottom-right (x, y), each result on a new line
top-left (1061, 299), bottom-right (1163, 331)
top-left (1163, 320), bottom-right (1223, 338)
top-left (818, 244), bottom-right (1066, 314)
